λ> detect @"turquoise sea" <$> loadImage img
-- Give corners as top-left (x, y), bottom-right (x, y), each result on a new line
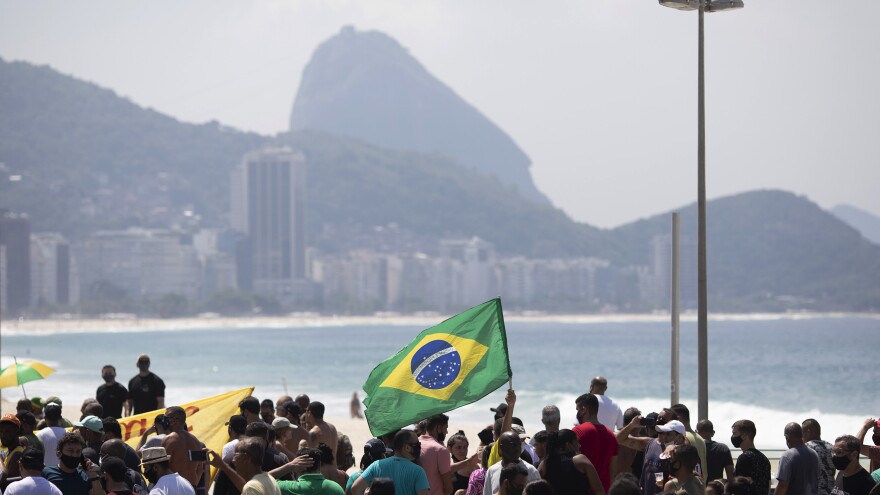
top-left (2, 314), bottom-right (877, 449)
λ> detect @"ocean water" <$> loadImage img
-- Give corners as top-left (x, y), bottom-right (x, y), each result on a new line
top-left (2, 314), bottom-right (877, 449)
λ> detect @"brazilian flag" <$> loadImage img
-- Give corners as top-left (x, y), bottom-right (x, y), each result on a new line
top-left (363, 298), bottom-right (512, 436)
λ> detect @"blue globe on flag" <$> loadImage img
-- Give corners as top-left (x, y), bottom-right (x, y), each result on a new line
top-left (411, 340), bottom-right (461, 389)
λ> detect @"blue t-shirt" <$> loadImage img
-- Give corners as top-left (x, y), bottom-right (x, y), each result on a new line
top-left (43, 466), bottom-right (92, 495)
top-left (360, 456), bottom-right (429, 495)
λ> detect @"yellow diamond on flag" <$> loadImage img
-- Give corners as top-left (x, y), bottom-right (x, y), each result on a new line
top-left (379, 332), bottom-right (489, 401)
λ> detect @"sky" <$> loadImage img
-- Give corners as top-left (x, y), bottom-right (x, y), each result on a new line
top-left (1, 0), bottom-right (878, 228)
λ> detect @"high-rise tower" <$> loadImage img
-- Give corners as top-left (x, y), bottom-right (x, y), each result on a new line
top-left (230, 148), bottom-right (307, 293)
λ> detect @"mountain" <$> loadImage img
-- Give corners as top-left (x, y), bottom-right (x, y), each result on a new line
top-left (0, 57), bottom-right (266, 235)
top-left (1, 56), bottom-right (878, 311)
top-left (831, 204), bottom-right (880, 246)
top-left (289, 26), bottom-right (551, 206)
top-left (610, 190), bottom-right (880, 311)
top-left (0, 56), bottom-right (609, 258)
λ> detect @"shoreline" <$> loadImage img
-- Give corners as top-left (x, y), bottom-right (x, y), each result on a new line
top-left (3, 311), bottom-right (878, 335)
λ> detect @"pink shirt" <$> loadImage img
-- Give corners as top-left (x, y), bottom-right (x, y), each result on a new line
top-left (417, 434), bottom-right (451, 495)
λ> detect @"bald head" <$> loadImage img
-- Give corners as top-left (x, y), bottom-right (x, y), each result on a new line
top-left (100, 438), bottom-right (127, 459)
top-left (498, 431), bottom-right (522, 463)
top-left (784, 422), bottom-right (802, 438)
top-left (589, 376), bottom-right (608, 394)
top-left (784, 422), bottom-right (804, 448)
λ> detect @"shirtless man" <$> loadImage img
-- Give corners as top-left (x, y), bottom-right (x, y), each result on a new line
top-left (304, 402), bottom-right (338, 468)
top-left (161, 406), bottom-right (205, 491)
top-left (280, 402), bottom-right (309, 450)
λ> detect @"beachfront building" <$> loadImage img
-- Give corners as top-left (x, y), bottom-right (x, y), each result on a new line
top-left (30, 232), bottom-right (78, 308)
top-left (74, 228), bottom-right (201, 301)
top-left (230, 147), bottom-right (309, 302)
top-left (0, 211), bottom-right (31, 316)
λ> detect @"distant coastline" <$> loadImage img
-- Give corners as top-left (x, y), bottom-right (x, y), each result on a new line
top-left (2, 311), bottom-right (878, 336)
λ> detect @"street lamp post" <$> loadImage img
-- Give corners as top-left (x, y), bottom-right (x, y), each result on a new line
top-left (658, 0), bottom-right (743, 422)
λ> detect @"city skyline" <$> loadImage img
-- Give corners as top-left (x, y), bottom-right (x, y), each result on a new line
top-left (2, 1), bottom-right (877, 228)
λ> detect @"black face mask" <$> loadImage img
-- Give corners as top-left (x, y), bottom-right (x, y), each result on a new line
top-left (436, 433), bottom-right (446, 444)
top-left (143, 467), bottom-right (159, 484)
top-left (410, 444), bottom-right (421, 462)
top-left (832, 455), bottom-right (851, 471)
top-left (872, 434), bottom-right (880, 446)
top-left (731, 435), bottom-right (743, 448)
top-left (102, 374), bottom-right (115, 383)
top-left (60, 454), bottom-right (81, 470)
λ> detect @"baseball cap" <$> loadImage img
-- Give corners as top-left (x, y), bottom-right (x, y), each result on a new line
top-left (20, 446), bottom-right (45, 470)
top-left (656, 420), bottom-right (686, 435)
top-left (490, 403), bottom-right (508, 415)
top-left (365, 438), bottom-right (393, 457)
top-left (0, 413), bottom-right (21, 427)
top-left (511, 424), bottom-right (529, 439)
top-left (45, 396), bottom-right (62, 406)
top-left (225, 415), bottom-right (247, 435)
top-left (74, 415), bottom-right (104, 433)
top-left (272, 417), bottom-right (293, 430)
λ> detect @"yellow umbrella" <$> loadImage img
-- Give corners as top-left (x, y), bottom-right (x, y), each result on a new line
top-left (0, 358), bottom-right (55, 398)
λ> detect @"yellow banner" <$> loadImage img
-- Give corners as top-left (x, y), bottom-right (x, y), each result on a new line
top-left (118, 387), bottom-right (254, 460)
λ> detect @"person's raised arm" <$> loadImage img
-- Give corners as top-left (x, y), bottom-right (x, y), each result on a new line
top-left (207, 449), bottom-right (246, 492)
top-left (268, 455), bottom-right (314, 479)
top-left (450, 451), bottom-right (480, 472)
top-left (135, 424), bottom-right (157, 453)
top-left (500, 389), bottom-right (516, 435)
top-left (857, 418), bottom-right (876, 457)
top-left (616, 416), bottom-right (652, 451)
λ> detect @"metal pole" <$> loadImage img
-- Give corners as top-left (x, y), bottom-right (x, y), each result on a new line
top-left (697, 2), bottom-right (709, 422)
top-left (671, 213), bottom-right (680, 405)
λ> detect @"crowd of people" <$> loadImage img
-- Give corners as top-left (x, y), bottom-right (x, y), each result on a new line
top-left (1, 366), bottom-right (879, 495)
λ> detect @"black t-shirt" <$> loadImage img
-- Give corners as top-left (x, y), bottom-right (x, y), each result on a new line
top-left (128, 372), bottom-right (166, 414)
top-left (705, 440), bottom-right (733, 481)
top-left (734, 448), bottom-right (771, 495)
top-left (96, 382), bottom-right (128, 419)
top-left (832, 469), bottom-right (876, 495)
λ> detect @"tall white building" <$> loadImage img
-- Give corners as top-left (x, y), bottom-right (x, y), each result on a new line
top-left (31, 233), bottom-right (78, 307)
top-left (230, 148), bottom-right (307, 296)
top-left (75, 229), bottom-right (200, 300)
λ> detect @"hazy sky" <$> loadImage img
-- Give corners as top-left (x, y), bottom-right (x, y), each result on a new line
top-left (2, 0), bottom-right (878, 228)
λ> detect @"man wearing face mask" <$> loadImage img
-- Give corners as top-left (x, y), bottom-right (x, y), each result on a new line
top-left (661, 445), bottom-right (703, 495)
top-left (775, 423), bottom-right (819, 495)
top-left (97, 365), bottom-right (128, 419)
top-left (572, 393), bottom-right (618, 492)
top-left (417, 414), bottom-right (452, 495)
top-left (125, 355), bottom-right (165, 417)
top-left (350, 429), bottom-right (430, 495)
top-left (42, 432), bottom-right (106, 495)
top-left (831, 435), bottom-right (874, 495)
top-left (617, 410), bottom-right (671, 495)
top-left (140, 447), bottom-right (194, 495)
top-left (730, 420), bottom-right (770, 495)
